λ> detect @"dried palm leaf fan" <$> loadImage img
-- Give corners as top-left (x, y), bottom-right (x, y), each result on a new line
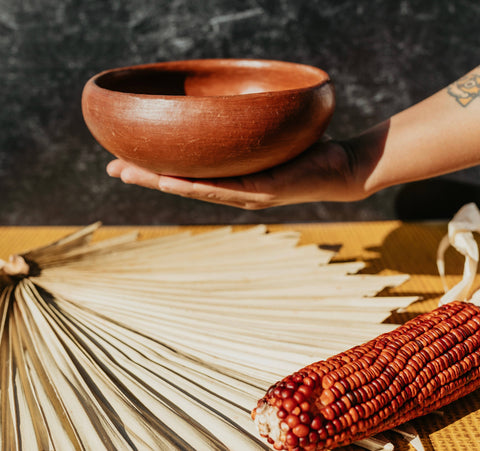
top-left (1, 219), bottom-right (438, 451)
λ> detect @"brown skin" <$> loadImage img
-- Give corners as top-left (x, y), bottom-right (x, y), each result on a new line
top-left (107, 66), bottom-right (480, 209)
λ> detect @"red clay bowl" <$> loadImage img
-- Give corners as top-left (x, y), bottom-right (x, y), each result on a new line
top-left (82, 59), bottom-right (335, 178)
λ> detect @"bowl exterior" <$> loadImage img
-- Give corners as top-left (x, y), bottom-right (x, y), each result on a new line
top-left (82, 63), bottom-right (335, 178)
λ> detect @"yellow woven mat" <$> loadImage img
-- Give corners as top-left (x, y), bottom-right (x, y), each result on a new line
top-left (0, 221), bottom-right (479, 450)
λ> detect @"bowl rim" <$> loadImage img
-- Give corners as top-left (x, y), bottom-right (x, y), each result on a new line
top-left (85, 58), bottom-right (332, 100)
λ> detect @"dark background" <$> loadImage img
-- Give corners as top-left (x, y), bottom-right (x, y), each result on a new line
top-left (1, 0), bottom-right (479, 225)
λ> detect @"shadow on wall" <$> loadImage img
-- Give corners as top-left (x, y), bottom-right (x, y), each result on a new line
top-left (394, 179), bottom-right (480, 221)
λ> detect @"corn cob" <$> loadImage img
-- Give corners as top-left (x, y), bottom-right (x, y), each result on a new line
top-left (252, 301), bottom-right (480, 450)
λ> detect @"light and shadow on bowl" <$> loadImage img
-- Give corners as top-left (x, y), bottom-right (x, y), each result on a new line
top-left (82, 59), bottom-right (335, 178)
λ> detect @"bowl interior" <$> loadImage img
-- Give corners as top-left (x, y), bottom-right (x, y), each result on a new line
top-left (94, 60), bottom-right (329, 97)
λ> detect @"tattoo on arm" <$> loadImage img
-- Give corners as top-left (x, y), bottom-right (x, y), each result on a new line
top-left (447, 66), bottom-right (480, 107)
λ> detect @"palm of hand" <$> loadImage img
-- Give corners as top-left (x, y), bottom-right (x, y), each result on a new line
top-left (107, 140), bottom-right (359, 209)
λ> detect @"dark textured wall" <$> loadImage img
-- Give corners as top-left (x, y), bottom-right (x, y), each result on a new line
top-left (1, 0), bottom-right (479, 225)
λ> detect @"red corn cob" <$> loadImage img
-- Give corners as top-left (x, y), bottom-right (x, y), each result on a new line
top-left (252, 301), bottom-right (480, 450)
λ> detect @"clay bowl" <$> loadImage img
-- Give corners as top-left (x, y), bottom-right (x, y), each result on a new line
top-left (82, 59), bottom-right (335, 178)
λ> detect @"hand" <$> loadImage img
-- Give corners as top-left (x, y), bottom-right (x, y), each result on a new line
top-left (107, 66), bottom-right (480, 210)
top-left (106, 140), bottom-right (368, 210)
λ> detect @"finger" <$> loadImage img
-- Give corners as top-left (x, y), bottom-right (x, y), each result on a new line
top-left (158, 176), bottom-right (276, 209)
top-left (106, 159), bottom-right (128, 178)
top-left (106, 159), bottom-right (273, 208)
top-left (108, 160), bottom-right (165, 190)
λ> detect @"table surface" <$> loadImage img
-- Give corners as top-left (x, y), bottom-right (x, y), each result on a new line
top-left (1, 221), bottom-right (479, 451)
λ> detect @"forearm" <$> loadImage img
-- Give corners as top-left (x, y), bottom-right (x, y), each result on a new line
top-left (350, 66), bottom-right (480, 196)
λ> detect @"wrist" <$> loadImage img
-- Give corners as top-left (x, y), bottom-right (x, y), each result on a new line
top-left (340, 120), bottom-right (392, 198)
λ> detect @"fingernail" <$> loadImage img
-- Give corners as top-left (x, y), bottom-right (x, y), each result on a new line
top-left (106, 164), bottom-right (115, 176)
top-left (106, 160), bottom-right (119, 177)
top-left (120, 168), bottom-right (135, 184)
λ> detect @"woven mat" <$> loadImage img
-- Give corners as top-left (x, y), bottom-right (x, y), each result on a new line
top-left (1, 221), bottom-right (479, 451)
